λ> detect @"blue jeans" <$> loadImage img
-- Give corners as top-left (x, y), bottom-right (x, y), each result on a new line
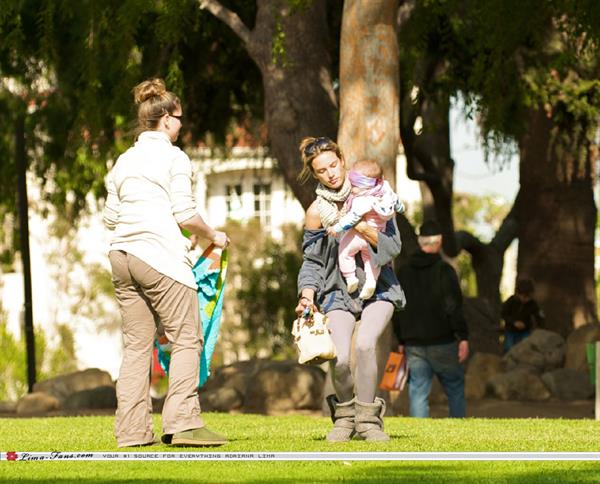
top-left (406, 342), bottom-right (466, 418)
top-left (503, 330), bottom-right (531, 353)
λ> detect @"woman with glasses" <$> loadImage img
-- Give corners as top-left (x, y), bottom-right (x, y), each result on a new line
top-left (103, 78), bottom-right (229, 447)
top-left (295, 137), bottom-right (405, 442)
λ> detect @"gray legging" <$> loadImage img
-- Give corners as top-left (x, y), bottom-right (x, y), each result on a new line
top-left (327, 300), bottom-right (394, 403)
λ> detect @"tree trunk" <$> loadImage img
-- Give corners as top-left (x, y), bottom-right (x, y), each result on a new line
top-left (399, 55), bottom-right (518, 319)
top-left (398, 41), bottom-right (458, 257)
top-left (201, 0), bottom-right (338, 209)
top-left (518, 109), bottom-right (598, 336)
top-left (414, 93), bottom-right (458, 257)
top-left (456, 197), bottom-right (519, 316)
top-left (338, 0), bottom-right (399, 188)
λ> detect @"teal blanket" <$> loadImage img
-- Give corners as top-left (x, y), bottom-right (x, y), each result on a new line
top-left (155, 244), bottom-right (228, 387)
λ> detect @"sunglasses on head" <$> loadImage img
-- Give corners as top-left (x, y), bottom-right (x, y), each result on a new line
top-left (304, 137), bottom-right (334, 157)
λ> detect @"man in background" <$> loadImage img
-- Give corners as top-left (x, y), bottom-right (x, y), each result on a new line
top-left (393, 220), bottom-right (469, 418)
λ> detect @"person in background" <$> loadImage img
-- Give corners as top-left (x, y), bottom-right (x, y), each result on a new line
top-left (393, 220), bottom-right (469, 418)
top-left (103, 78), bottom-right (229, 447)
top-left (502, 278), bottom-right (545, 353)
top-left (295, 136), bottom-right (404, 442)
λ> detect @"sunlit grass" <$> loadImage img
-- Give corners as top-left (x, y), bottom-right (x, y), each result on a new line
top-left (1, 413), bottom-right (600, 482)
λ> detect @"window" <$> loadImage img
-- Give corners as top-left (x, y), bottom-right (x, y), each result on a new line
top-left (225, 184), bottom-right (242, 219)
top-left (253, 183), bottom-right (271, 228)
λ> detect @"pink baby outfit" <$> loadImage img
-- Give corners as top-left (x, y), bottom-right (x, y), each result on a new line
top-left (330, 180), bottom-right (404, 298)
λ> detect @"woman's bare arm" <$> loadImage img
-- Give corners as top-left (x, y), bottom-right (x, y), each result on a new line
top-left (304, 201), bottom-right (323, 230)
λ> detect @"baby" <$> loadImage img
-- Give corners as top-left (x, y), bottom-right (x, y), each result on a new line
top-left (327, 159), bottom-right (404, 299)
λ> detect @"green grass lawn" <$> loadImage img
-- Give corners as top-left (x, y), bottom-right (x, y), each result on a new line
top-left (1, 413), bottom-right (600, 482)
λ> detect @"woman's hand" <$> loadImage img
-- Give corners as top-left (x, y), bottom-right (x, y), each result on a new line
top-left (295, 293), bottom-right (315, 316)
top-left (179, 214), bottom-right (230, 248)
top-left (326, 226), bottom-right (338, 238)
top-left (354, 221), bottom-right (378, 246)
top-left (212, 230), bottom-right (230, 249)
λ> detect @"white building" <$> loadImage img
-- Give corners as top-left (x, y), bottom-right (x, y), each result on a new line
top-left (192, 146), bottom-right (422, 235)
top-left (192, 147), bottom-right (305, 239)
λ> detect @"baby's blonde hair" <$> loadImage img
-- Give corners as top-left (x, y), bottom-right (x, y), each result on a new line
top-left (351, 159), bottom-right (383, 179)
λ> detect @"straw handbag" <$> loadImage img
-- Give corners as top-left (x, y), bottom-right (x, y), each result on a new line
top-left (292, 306), bottom-right (337, 365)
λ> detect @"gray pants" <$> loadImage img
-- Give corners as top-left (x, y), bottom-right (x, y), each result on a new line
top-left (327, 300), bottom-right (394, 402)
top-left (109, 250), bottom-right (204, 447)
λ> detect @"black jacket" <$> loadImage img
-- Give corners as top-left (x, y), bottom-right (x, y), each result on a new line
top-left (501, 295), bottom-right (544, 332)
top-left (393, 250), bottom-right (468, 345)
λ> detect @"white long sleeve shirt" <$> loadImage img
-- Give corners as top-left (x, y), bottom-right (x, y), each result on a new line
top-left (103, 131), bottom-right (198, 289)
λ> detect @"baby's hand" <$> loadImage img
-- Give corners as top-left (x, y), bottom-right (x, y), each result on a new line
top-left (326, 226), bottom-right (338, 238)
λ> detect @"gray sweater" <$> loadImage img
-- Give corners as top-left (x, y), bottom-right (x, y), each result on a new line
top-left (297, 218), bottom-right (405, 315)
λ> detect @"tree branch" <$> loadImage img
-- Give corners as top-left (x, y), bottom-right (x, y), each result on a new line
top-left (199, 0), bottom-right (251, 46)
top-left (490, 189), bottom-right (520, 253)
top-left (455, 229), bottom-right (486, 257)
top-left (456, 190), bottom-right (520, 258)
top-left (400, 86), bottom-right (438, 183)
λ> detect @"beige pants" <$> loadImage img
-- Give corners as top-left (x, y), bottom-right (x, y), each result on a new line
top-left (109, 250), bottom-right (204, 447)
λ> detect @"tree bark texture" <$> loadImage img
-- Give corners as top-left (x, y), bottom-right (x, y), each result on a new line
top-left (338, 0), bottom-right (399, 188)
top-left (518, 109), bottom-right (598, 336)
top-left (201, 0), bottom-right (338, 209)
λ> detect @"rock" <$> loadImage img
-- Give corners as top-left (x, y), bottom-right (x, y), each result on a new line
top-left (16, 392), bottom-right (60, 415)
top-left (63, 385), bottom-right (117, 410)
top-left (564, 324), bottom-right (600, 372)
top-left (488, 370), bottom-right (551, 401)
top-left (244, 361), bottom-right (326, 414)
top-left (200, 359), bottom-right (327, 414)
top-left (504, 329), bottom-right (565, 373)
top-left (33, 368), bottom-right (114, 404)
top-left (202, 360), bottom-right (273, 393)
top-left (465, 352), bottom-right (504, 399)
top-left (0, 401), bottom-right (17, 413)
top-left (541, 369), bottom-right (594, 400)
top-left (463, 298), bottom-right (502, 355)
top-left (200, 387), bottom-right (243, 412)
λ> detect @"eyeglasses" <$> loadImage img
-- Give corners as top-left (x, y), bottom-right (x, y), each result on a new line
top-left (303, 137), bottom-right (334, 157)
top-left (170, 113), bottom-right (184, 122)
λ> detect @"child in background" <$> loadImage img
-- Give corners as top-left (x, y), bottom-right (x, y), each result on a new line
top-left (502, 278), bottom-right (545, 353)
top-left (327, 159), bottom-right (404, 300)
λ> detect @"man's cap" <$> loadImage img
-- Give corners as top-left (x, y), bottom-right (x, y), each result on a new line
top-left (419, 220), bottom-right (442, 236)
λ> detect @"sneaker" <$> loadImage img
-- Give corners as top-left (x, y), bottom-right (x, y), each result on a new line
top-left (359, 280), bottom-right (376, 300)
top-left (346, 276), bottom-right (359, 293)
top-left (168, 427), bottom-right (227, 447)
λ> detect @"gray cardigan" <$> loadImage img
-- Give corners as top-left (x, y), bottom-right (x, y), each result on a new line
top-left (297, 218), bottom-right (406, 316)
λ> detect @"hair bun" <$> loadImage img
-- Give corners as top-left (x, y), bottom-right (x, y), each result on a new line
top-left (133, 78), bottom-right (167, 104)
